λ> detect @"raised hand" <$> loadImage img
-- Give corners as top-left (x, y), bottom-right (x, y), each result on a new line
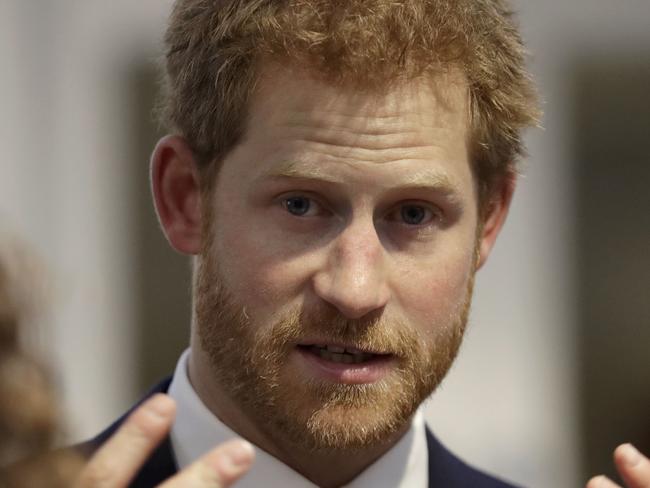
top-left (587, 444), bottom-right (650, 488)
top-left (75, 394), bottom-right (254, 487)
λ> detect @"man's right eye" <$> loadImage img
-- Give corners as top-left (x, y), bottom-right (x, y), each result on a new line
top-left (282, 196), bottom-right (314, 216)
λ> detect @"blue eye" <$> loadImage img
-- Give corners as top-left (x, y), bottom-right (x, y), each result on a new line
top-left (284, 196), bottom-right (312, 216)
top-left (400, 205), bottom-right (430, 225)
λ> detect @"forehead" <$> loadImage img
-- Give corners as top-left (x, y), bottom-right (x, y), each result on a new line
top-left (217, 63), bottom-right (474, 194)
top-left (248, 63), bottom-right (470, 145)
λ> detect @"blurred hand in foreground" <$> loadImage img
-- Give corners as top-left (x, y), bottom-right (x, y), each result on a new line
top-left (586, 444), bottom-right (650, 488)
top-left (74, 394), bottom-right (254, 488)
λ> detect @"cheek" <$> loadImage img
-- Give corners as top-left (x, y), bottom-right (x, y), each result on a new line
top-left (214, 218), bottom-right (315, 314)
top-left (401, 206), bottom-right (479, 324)
top-left (393, 248), bottom-right (475, 327)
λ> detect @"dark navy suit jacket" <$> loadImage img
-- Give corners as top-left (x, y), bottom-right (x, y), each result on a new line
top-left (80, 378), bottom-right (521, 488)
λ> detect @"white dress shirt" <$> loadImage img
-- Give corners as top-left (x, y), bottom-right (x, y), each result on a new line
top-left (168, 348), bottom-right (428, 487)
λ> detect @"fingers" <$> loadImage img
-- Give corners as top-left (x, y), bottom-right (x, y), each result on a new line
top-left (75, 394), bottom-right (176, 488)
top-left (614, 444), bottom-right (650, 488)
top-left (586, 475), bottom-right (622, 488)
top-left (157, 438), bottom-right (255, 488)
top-left (72, 393), bottom-right (254, 488)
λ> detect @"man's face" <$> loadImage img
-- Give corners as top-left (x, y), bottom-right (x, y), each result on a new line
top-left (194, 66), bottom-right (480, 451)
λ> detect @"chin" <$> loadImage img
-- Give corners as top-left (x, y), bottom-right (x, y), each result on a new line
top-left (254, 374), bottom-right (429, 452)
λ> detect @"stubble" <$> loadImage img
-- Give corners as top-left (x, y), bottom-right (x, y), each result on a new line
top-left (194, 233), bottom-right (474, 453)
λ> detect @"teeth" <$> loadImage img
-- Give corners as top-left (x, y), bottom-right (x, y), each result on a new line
top-left (333, 352), bottom-right (349, 363)
top-left (327, 345), bottom-right (345, 353)
top-left (316, 348), bottom-right (374, 364)
top-left (345, 346), bottom-right (364, 355)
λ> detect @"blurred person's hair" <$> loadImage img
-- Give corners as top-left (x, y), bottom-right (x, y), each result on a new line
top-left (159, 0), bottom-right (540, 205)
top-left (0, 238), bottom-right (82, 487)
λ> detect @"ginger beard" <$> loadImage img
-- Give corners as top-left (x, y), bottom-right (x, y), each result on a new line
top-left (195, 227), bottom-right (475, 452)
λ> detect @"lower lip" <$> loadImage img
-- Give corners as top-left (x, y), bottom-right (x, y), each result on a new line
top-left (293, 347), bottom-right (395, 384)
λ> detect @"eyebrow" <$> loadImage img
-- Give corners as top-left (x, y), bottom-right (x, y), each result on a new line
top-left (260, 160), bottom-right (462, 196)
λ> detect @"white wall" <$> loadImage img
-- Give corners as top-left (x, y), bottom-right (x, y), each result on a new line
top-left (0, 0), bottom-right (173, 443)
top-left (2, 1), bottom-right (649, 487)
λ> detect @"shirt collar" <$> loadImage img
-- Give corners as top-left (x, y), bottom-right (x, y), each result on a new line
top-left (168, 348), bottom-right (428, 488)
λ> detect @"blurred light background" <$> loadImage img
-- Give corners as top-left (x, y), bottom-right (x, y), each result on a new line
top-left (1, 1), bottom-right (648, 487)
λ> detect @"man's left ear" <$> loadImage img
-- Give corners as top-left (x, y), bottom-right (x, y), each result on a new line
top-left (476, 172), bottom-right (516, 269)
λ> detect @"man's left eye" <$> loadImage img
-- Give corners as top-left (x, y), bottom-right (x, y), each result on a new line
top-left (283, 196), bottom-right (317, 217)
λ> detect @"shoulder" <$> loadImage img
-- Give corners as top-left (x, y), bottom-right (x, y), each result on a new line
top-left (425, 428), bottom-right (523, 488)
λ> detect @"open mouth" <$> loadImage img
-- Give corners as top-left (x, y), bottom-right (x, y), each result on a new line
top-left (297, 344), bottom-right (390, 365)
top-left (294, 343), bottom-right (396, 383)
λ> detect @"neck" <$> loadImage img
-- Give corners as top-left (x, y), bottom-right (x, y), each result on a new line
top-left (188, 347), bottom-right (411, 487)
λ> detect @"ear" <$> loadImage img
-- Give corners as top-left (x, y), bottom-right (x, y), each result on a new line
top-left (475, 172), bottom-right (516, 269)
top-left (150, 135), bottom-right (202, 255)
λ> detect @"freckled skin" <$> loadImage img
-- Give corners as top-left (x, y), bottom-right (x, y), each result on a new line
top-left (209, 69), bottom-right (478, 332)
top-left (184, 66), bottom-right (502, 488)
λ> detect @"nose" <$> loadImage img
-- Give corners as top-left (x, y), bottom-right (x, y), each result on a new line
top-left (312, 220), bottom-right (391, 319)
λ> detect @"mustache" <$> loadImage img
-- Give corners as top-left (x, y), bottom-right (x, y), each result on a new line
top-left (255, 306), bottom-right (422, 359)
top-left (196, 267), bottom-right (425, 360)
